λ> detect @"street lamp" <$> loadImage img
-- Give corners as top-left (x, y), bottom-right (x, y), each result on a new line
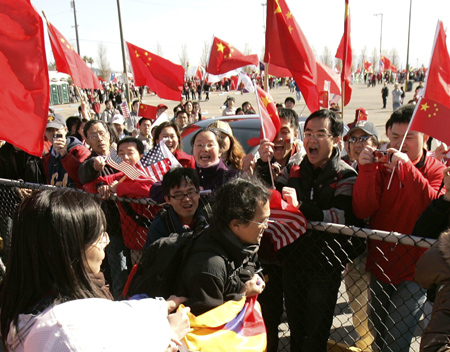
top-left (374, 13), bottom-right (383, 65)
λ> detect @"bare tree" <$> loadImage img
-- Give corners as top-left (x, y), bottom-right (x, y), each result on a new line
top-left (390, 48), bottom-right (399, 67)
top-left (48, 61), bottom-right (56, 71)
top-left (243, 43), bottom-right (252, 56)
top-left (371, 47), bottom-right (379, 70)
top-left (156, 41), bottom-right (164, 57)
top-left (321, 46), bottom-right (332, 67)
top-left (178, 43), bottom-right (189, 68)
top-left (97, 43), bottom-right (111, 80)
top-left (200, 40), bottom-right (210, 68)
top-left (360, 46), bottom-right (368, 66)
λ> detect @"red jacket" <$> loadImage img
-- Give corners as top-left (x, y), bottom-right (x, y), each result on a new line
top-left (83, 165), bottom-right (161, 250)
top-left (353, 152), bottom-right (445, 284)
top-left (173, 149), bottom-right (195, 169)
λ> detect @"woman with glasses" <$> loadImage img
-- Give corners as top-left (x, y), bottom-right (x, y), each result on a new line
top-left (0, 189), bottom-right (190, 352)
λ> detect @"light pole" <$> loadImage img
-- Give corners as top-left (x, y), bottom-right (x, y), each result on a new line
top-left (71, 0), bottom-right (80, 55)
top-left (405, 0), bottom-right (412, 91)
top-left (374, 13), bottom-right (383, 67)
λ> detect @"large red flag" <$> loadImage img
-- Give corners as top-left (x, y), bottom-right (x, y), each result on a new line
top-left (127, 42), bottom-right (184, 101)
top-left (316, 60), bottom-right (341, 96)
top-left (248, 86), bottom-right (281, 147)
top-left (364, 60), bottom-right (372, 71)
top-left (335, 0), bottom-right (352, 106)
top-left (206, 37), bottom-right (258, 75)
top-left (380, 55), bottom-right (391, 70)
top-left (264, 0), bottom-right (319, 113)
top-left (410, 21), bottom-right (450, 145)
top-left (0, 0), bottom-right (49, 156)
top-left (46, 20), bottom-right (101, 89)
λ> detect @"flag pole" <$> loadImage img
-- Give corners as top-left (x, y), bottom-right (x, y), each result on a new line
top-left (116, 0), bottom-right (131, 104)
top-left (253, 80), bottom-right (276, 189)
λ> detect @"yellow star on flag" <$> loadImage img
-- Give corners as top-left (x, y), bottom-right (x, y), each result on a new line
top-left (217, 43), bottom-right (225, 53)
top-left (135, 50), bottom-right (140, 58)
top-left (286, 11), bottom-right (292, 19)
top-left (144, 52), bottom-right (148, 56)
top-left (288, 25), bottom-right (293, 33)
top-left (60, 38), bottom-right (65, 43)
top-left (420, 102), bottom-right (430, 112)
top-left (261, 96), bottom-right (271, 107)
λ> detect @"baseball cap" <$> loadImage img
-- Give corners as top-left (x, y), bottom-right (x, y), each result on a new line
top-left (157, 104), bottom-right (168, 110)
top-left (111, 114), bottom-right (125, 125)
top-left (47, 114), bottom-right (66, 129)
top-left (348, 120), bottom-right (379, 139)
top-left (209, 120), bottom-right (233, 137)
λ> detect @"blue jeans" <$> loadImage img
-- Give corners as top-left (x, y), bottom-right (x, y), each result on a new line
top-left (369, 276), bottom-right (426, 352)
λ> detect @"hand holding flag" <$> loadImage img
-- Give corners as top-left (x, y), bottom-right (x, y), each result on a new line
top-left (105, 147), bottom-right (145, 180)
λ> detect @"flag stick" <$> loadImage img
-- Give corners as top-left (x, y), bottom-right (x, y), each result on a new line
top-left (253, 80), bottom-right (275, 189)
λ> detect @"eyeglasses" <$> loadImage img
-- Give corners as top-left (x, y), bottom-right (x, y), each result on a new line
top-left (168, 190), bottom-right (199, 200)
top-left (247, 218), bottom-right (273, 227)
top-left (94, 232), bottom-right (110, 250)
top-left (303, 132), bottom-right (332, 140)
top-left (348, 135), bottom-right (372, 144)
top-left (193, 143), bottom-right (217, 149)
top-left (87, 131), bottom-right (109, 141)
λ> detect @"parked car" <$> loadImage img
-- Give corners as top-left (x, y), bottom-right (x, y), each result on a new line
top-left (181, 115), bottom-right (261, 155)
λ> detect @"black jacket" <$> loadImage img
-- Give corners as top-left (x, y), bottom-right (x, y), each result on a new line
top-left (179, 226), bottom-right (262, 316)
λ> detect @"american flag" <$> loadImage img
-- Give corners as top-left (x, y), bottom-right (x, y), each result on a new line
top-left (264, 189), bottom-right (307, 251)
top-left (120, 102), bottom-right (131, 120)
top-left (140, 141), bottom-right (176, 182)
top-left (105, 147), bottom-right (144, 180)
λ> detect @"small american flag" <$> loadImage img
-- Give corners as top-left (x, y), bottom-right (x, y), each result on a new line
top-left (120, 102), bottom-right (131, 120)
top-left (140, 141), bottom-right (176, 182)
top-left (264, 189), bottom-right (307, 251)
top-left (105, 147), bottom-right (144, 180)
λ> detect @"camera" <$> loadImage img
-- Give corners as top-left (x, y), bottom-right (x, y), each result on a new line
top-left (373, 150), bottom-right (390, 163)
top-left (53, 133), bottom-right (63, 139)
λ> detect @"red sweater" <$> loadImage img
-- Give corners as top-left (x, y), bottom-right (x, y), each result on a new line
top-left (173, 149), bottom-right (195, 169)
top-left (353, 152), bottom-right (445, 284)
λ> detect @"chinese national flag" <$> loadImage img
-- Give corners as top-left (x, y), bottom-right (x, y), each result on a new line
top-left (335, 0), bottom-right (352, 106)
top-left (46, 21), bottom-right (101, 89)
top-left (380, 55), bottom-right (391, 70)
top-left (264, 0), bottom-right (319, 113)
top-left (364, 60), bottom-right (372, 71)
top-left (126, 42), bottom-right (184, 101)
top-left (248, 86), bottom-right (281, 147)
top-left (410, 21), bottom-right (450, 145)
top-left (138, 103), bottom-right (157, 121)
top-left (0, 0), bottom-right (49, 156)
top-left (206, 37), bottom-right (258, 75)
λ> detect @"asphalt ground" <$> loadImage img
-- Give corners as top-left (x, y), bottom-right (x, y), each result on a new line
top-left (53, 80), bottom-right (420, 141)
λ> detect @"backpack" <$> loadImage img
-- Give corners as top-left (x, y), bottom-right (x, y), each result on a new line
top-left (122, 226), bottom-right (246, 300)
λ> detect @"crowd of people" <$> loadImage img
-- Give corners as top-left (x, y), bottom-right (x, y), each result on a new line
top-left (1, 79), bottom-right (449, 352)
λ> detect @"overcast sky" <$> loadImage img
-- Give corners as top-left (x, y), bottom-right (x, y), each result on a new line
top-left (31, 0), bottom-right (450, 72)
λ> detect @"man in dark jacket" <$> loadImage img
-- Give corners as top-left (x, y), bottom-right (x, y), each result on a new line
top-left (179, 177), bottom-right (269, 316)
top-left (281, 109), bottom-right (362, 352)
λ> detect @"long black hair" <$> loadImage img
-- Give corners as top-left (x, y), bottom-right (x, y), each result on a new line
top-left (0, 189), bottom-right (106, 344)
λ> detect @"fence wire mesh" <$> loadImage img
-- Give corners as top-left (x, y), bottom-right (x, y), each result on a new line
top-left (0, 178), bottom-right (436, 352)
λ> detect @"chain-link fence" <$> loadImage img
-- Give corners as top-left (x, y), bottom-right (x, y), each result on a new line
top-left (0, 178), bottom-right (436, 352)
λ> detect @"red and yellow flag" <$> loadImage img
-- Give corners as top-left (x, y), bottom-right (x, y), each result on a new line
top-left (182, 296), bottom-right (266, 352)
top-left (137, 103), bottom-right (157, 121)
top-left (264, 0), bottom-right (319, 113)
top-left (46, 20), bottom-right (101, 89)
top-left (0, 0), bottom-right (49, 156)
top-left (248, 86), bottom-right (281, 147)
top-left (206, 37), bottom-right (258, 75)
top-left (335, 0), bottom-right (352, 106)
top-left (127, 42), bottom-right (184, 102)
top-left (410, 21), bottom-right (450, 145)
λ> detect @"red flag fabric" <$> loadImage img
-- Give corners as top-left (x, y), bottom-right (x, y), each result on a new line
top-left (364, 60), bottom-right (372, 71)
top-left (0, 0), bottom-right (49, 157)
top-left (265, 189), bottom-right (307, 251)
top-left (380, 55), bottom-right (391, 70)
top-left (335, 0), bottom-right (352, 106)
top-left (410, 21), bottom-right (450, 145)
top-left (267, 63), bottom-right (292, 78)
top-left (264, 0), bottom-right (319, 113)
top-left (390, 65), bottom-right (398, 73)
top-left (137, 103), bottom-right (157, 121)
top-left (248, 87), bottom-right (281, 147)
top-left (206, 37), bottom-right (258, 75)
top-left (46, 21), bottom-right (101, 89)
top-left (316, 60), bottom-right (341, 96)
top-left (127, 42), bottom-right (184, 101)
